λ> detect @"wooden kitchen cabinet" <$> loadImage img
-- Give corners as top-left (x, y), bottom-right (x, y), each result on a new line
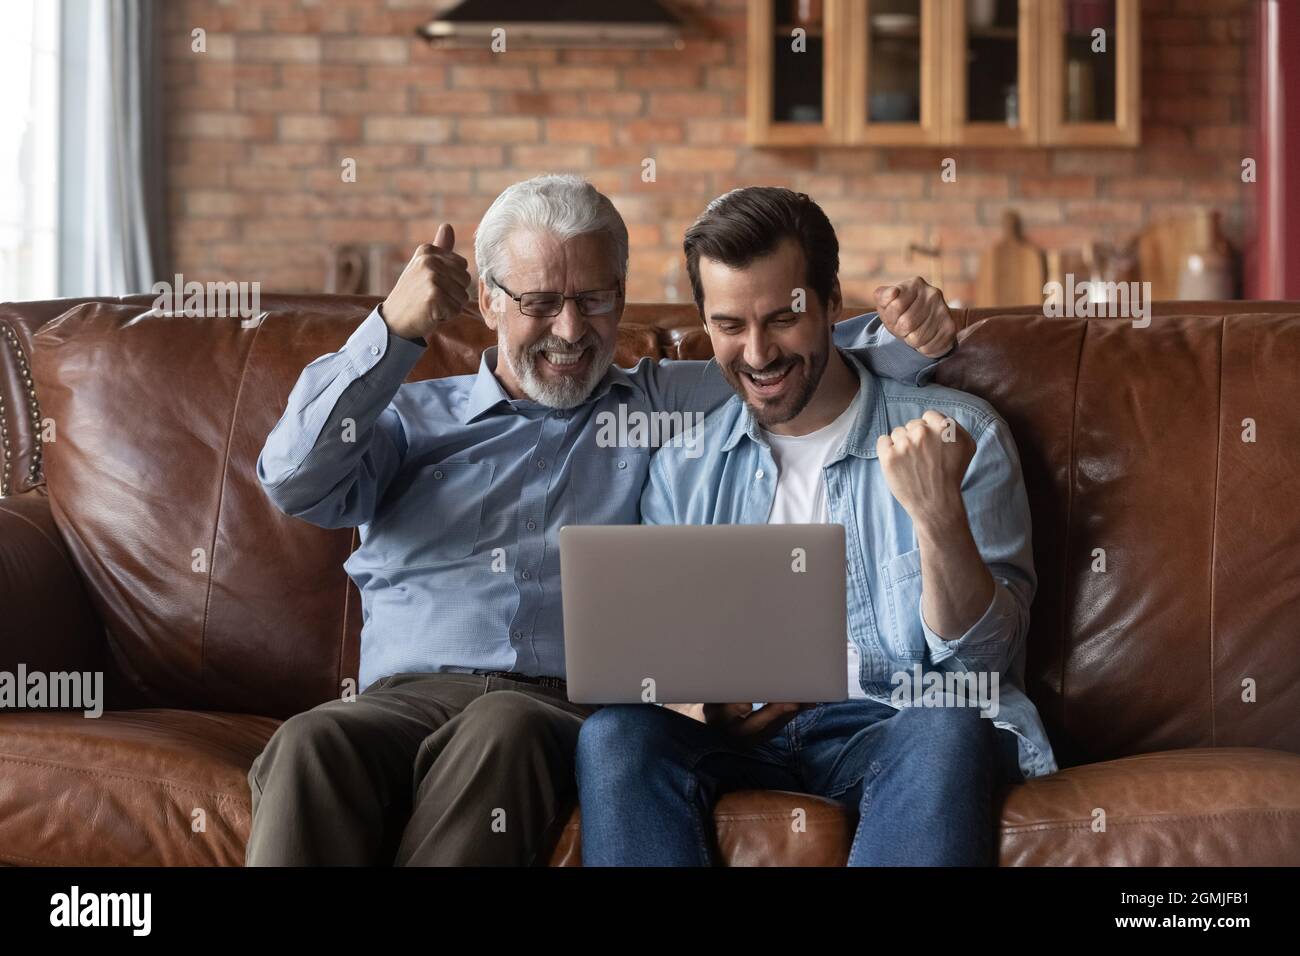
top-left (746, 0), bottom-right (1141, 147)
top-left (943, 0), bottom-right (1040, 146)
top-left (843, 0), bottom-right (945, 145)
top-left (746, 0), bottom-right (847, 146)
top-left (1040, 0), bottom-right (1142, 146)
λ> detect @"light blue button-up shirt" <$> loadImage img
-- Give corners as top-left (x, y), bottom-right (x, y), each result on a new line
top-left (257, 307), bottom-right (942, 694)
top-left (639, 350), bottom-right (1058, 779)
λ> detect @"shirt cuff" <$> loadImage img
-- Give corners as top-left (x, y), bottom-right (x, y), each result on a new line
top-left (920, 578), bottom-right (1015, 665)
top-left (342, 307), bottom-right (427, 386)
top-left (898, 327), bottom-right (956, 386)
top-left (842, 311), bottom-right (955, 387)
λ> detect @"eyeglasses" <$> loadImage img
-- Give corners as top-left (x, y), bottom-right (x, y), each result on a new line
top-left (493, 282), bottom-right (622, 318)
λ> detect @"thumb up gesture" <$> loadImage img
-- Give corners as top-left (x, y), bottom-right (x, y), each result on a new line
top-left (380, 223), bottom-right (471, 343)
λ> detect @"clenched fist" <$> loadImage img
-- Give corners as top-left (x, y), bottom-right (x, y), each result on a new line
top-left (873, 277), bottom-right (956, 358)
top-left (381, 223), bottom-right (471, 344)
top-left (877, 410), bottom-right (975, 525)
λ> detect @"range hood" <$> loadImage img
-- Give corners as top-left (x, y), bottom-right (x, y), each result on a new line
top-left (417, 0), bottom-right (685, 49)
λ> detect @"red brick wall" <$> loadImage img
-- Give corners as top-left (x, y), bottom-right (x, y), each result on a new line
top-left (163, 0), bottom-right (1254, 306)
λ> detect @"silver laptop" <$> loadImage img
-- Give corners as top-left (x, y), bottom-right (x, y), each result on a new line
top-left (560, 524), bottom-right (848, 704)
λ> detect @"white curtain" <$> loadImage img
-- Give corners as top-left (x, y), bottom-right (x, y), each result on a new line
top-left (62, 0), bottom-right (166, 296)
top-left (0, 1), bottom-right (59, 301)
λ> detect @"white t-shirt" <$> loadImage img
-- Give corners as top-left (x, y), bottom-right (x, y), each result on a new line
top-left (761, 397), bottom-right (867, 700)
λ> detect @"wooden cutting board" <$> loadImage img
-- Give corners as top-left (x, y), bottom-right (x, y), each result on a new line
top-left (1136, 215), bottom-right (1196, 300)
top-left (1136, 208), bottom-right (1230, 300)
top-left (975, 211), bottom-right (1047, 308)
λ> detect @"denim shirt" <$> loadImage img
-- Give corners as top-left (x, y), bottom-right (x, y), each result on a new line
top-left (257, 308), bottom-right (942, 694)
top-left (640, 351), bottom-right (1058, 779)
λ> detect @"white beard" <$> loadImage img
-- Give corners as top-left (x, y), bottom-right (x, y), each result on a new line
top-left (502, 332), bottom-right (617, 409)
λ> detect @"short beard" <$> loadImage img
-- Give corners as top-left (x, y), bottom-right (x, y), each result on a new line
top-left (502, 329), bottom-right (616, 409)
top-left (722, 345), bottom-right (828, 429)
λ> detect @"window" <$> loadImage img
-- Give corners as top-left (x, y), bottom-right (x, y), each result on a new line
top-left (0, 1), bottom-right (60, 300)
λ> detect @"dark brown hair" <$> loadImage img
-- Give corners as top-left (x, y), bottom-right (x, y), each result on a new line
top-left (683, 186), bottom-right (839, 316)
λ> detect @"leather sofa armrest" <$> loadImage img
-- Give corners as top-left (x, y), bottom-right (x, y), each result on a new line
top-left (0, 490), bottom-right (104, 672)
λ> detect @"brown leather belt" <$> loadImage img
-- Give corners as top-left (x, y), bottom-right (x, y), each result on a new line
top-left (478, 670), bottom-right (567, 690)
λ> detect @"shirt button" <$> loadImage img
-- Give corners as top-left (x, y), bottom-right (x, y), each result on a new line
top-left (526, 520), bottom-right (536, 531)
top-left (536, 459), bottom-right (546, 469)
top-left (433, 470), bottom-right (443, 479)
top-left (618, 459), bottom-right (627, 469)
top-left (521, 570), bottom-right (531, 580)
top-left (369, 345), bottom-right (380, 356)
top-left (512, 630), bottom-right (522, 642)
top-left (755, 468), bottom-right (765, 480)
top-left (556, 410), bottom-right (568, 420)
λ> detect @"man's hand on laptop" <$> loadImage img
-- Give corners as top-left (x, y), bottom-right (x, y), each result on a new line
top-left (666, 702), bottom-right (809, 741)
top-left (873, 277), bottom-right (956, 358)
top-left (380, 222), bottom-right (471, 344)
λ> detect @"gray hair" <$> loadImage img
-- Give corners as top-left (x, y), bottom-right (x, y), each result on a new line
top-left (474, 174), bottom-right (629, 294)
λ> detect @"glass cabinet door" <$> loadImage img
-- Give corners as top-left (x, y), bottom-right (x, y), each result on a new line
top-left (747, 0), bottom-right (846, 144)
top-left (746, 0), bottom-right (1141, 148)
top-left (944, 0), bottom-right (1040, 145)
top-left (1041, 0), bottom-right (1141, 145)
top-left (845, 0), bottom-right (942, 144)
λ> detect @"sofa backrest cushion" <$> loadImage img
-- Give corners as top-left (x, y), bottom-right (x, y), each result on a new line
top-left (29, 298), bottom-right (669, 716)
top-left (935, 312), bottom-right (1300, 766)
top-left (23, 295), bottom-right (1300, 766)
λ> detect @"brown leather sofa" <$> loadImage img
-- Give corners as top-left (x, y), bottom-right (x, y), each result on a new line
top-left (1, 294), bottom-right (1298, 866)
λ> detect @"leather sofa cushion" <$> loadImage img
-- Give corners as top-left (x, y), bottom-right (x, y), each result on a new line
top-left (26, 298), bottom-right (1300, 767)
top-left (547, 747), bottom-right (1300, 867)
top-left (0, 709), bottom-right (277, 866)
top-left (2, 705), bottom-right (1296, 866)
top-left (28, 301), bottom-right (674, 717)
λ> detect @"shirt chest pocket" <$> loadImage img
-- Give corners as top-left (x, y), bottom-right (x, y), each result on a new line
top-left (881, 547), bottom-right (926, 662)
top-left (375, 461), bottom-right (494, 569)
top-left (571, 449), bottom-right (650, 525)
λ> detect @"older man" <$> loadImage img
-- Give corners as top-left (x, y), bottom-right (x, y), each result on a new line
top-left (246, 174), bottom-right (958, 866)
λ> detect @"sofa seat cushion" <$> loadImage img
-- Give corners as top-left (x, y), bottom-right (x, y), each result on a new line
top-left (549, 790), bottom-right (854, 866)
top-left (0, 709), bottom-right (277, 866)
top-left (1001, 747), bottom-right (1300, 865)
top-left (551, 747), bottom-right (1300, 866)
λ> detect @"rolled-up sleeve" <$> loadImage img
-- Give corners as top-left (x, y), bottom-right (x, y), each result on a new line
top-left (916, 415), bottom-right (1035, 674)
top-left (835, 311), bottom-right (954, 387)
top-left (257, 307), bottom-right (426, 528)
top-left (921, 575), bottom-right (1025, 668)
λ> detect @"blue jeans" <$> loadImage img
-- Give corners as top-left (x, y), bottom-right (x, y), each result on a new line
top-left (576, 699), bottom-right (1024, 866)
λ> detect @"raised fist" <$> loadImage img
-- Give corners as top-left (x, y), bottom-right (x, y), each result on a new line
top-left (873, 277), bottom-right (956, 358)
top-left (876, 409), bottom-right (975, 523)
